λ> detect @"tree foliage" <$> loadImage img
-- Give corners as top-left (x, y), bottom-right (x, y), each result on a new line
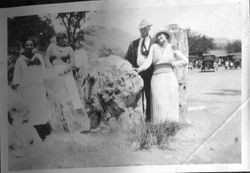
top-left (98, 44), bottom-right (125, 58)
top-left (186, 28), bottom-right (215, 56)
top-left (8, 15), bottom-right (55, 84)
top-left (56, 11), bottom-right (91, 49)
top-left (225, 40), bottom-right (241, 53)
top-left (8, 15), bottom-right (55, 52)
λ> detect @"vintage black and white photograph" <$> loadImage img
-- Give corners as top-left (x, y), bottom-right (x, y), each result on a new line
top-left (1, 0), bottom-right (250, 172)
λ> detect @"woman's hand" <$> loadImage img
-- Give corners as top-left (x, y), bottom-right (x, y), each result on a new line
top-left (55, 65), bottom-right (71, 76)
top-left (11, 83), bottom-right (22, 94)
top-left (133, 67), bottom-right (138, 72)
top-left (63, 65), bottom-right (75, 74)
top-left (11, 84), bottom-right (20, 90)
top-left (172, 62), bottom-right (177, 68)
top-left (133, 67), bottom-right (141, 73)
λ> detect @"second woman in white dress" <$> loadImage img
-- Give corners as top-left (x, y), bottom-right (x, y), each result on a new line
top-left (44, 33), bottom-right (83, 111)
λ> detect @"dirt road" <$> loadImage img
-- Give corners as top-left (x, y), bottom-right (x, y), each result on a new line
top-left (9, 68), bottom-right (242, 170)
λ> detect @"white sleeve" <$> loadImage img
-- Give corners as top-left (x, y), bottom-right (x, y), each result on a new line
top-left (68, 47), bottom-right (75, 67)
top-left (137, 44), bottom-right (154, 72)
top-left (37, 54), bottom-right (46, 68)
top-left (44, 44), bottom-right (53, 68)
top-left (12, 58), bottom-right (22, 85)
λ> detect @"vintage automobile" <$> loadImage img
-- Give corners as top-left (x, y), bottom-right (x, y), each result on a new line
top-left (201, 54), bottom-right (216, 72)
top-left (229, 53), bottom-right (241, 69)
top-left (234, 60), bottom-right (241, 69)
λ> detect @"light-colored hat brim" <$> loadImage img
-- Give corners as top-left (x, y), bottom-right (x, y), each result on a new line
top-left (138, 19), bottom-right (153, 29)
top-left (154, 29), bottom-right (173, 42)
top-left (139, 24), bottom-right (152, 29)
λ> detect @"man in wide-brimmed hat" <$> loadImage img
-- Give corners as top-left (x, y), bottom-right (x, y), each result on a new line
top-left (125, 19), bottom-right (154, 122)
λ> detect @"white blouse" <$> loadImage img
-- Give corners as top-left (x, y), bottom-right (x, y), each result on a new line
top-left (45, 43), bottom-right (75, 66)
top-left (13, 54), bottom-right (46, 87)
top-left (137, 43), bottom-right (188, 72)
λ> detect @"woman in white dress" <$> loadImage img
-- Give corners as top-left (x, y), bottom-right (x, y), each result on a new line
top-left (12, 38), bottom-right (50, 140)
top-left (136, 30), bottom-right (188, 125)
top-left (44, 33), bottom-right (83, 111)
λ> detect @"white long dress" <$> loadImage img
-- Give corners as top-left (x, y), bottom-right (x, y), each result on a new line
top-left (45, 43), bottom-right (83, 110)
top-left (12, 54), bottom-right (48, 125)
top-left (138, 43), bottom-right (188, 124)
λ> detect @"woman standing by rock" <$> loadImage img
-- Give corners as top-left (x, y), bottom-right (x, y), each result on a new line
top-left (135, 30), bottom-right (188, 125)
top-left (44, 33), bottom-right (85, 133)
top-left (12, 38), bottom-right (50, 140)
top-left (44, 33), bottom-right (83, 111)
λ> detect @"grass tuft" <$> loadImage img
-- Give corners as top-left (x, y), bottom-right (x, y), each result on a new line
top-left (128, 121), bottom-right (181, 150)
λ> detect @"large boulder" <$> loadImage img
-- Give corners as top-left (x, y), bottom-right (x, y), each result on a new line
top-left (80, 55), bottom-right (144, 130)
top-left (7, 53), bottom-right (144, 148)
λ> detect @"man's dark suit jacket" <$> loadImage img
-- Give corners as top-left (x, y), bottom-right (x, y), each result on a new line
top-left (125, 37), bottom-right (154, 68)
top-left (125, 37), bottom-right (154, 120)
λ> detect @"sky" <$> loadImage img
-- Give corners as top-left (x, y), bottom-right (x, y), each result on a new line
top-left (51, 2), bottom-right (242, 40)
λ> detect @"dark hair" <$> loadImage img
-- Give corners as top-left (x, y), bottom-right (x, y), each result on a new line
top-left (155, 32), bottom-right (171, 44)
top-left (56, 32), bottom-right (67, 42)
top-left (23, 37), bottom-right (37, 48)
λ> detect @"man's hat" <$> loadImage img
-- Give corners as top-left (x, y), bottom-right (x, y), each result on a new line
top-left (138, 20), bottom-right (152, 29)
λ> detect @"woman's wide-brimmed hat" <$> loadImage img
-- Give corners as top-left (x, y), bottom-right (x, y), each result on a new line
top-left (138, 19), bottom-right (152, 29)
top-left (154, 29), bottom-right (173, 43)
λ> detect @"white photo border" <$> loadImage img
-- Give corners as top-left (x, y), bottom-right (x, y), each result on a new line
top-left (1, 0), bottom-right (249, 172)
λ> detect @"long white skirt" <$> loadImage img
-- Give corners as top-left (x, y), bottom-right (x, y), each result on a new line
top-left (151, 71), bottom-right (179, 125)
top-left (20, 84), bottom-right (48, 125)
top-left (45, 65), bottom-right (83, 110)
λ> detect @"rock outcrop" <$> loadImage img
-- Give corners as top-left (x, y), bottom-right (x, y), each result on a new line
top-left (166, 24), bottom-right (189, 123)
top-left (81, 55), bottom-right (144, 130)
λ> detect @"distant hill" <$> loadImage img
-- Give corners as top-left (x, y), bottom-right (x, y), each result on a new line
top-left (96, 27), bottom-right (135, 52)
top-left (82, 26), bottom-right (135, 58)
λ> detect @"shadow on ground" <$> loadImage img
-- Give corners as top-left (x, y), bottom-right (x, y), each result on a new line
top-left (204, 89), bottom-right (241, 96)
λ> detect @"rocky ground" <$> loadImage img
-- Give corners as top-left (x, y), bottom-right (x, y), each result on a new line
top-left (8, 67), bottom-right (242, 171)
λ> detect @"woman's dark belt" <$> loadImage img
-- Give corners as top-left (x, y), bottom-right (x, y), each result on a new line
top-left (153, 63), bottom-right (173, 74)
top-left (50, 55), bottom-right (70, 64)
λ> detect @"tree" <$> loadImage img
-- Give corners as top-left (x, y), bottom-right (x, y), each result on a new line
top-left (225, 40), bottom-right (241, 53)
top-left (8, 15), bottom-right (55, 84)
top-left (8, 15), bottom-right (55, 51)
top-left (187, 28), bottom-right (215, 56)
top-left (56, 11), bottom-right (91, 49)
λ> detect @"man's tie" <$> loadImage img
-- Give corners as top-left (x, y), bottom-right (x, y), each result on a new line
top-left (141, 38), bottom-right (149, 56)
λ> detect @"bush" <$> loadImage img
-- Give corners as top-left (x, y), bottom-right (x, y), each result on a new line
top-left (128, 121), bottom-right (181, 150)
top-left (98, 44), bottom-right (125, 58)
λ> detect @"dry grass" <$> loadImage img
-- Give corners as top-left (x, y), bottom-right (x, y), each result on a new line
top-left (128, 121), bottom-right (182, 150)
